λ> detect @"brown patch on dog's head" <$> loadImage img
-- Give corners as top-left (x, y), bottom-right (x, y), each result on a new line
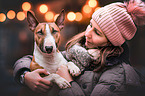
top-left (34, 23), bottom-right (47, 52)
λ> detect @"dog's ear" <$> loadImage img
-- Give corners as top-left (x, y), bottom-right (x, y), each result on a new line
top-left (55, 9), bottom-right (65, 30)
top-left (27, 11), bottom-right (39, 31)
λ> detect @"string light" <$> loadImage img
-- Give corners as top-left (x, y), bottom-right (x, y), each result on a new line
top-left (39, 4), bottom-right (48, 13)
top-left (22, 2), bottom-right (31, 11)
top-left (0, 13), bottom-right (6, 22)
top-left (95, 7), bottom-right (101, 11)
top-left (88, 0), bottom-right (97, 8)
top-left (83, 5), bottom-right (92, 14)
top-left (7, 10), bottom-right (15, 19)
top-left (45, 11), bottom-right (54, 21)
top-left (67, 12), bottom-right (76, 21)
top-left (54, 14), bottom-right (59, 21)
top-left (1, 0), bottom-right (99, 22)
top-left (17, 11), bottom-right (25, 21)
top-left (75, 12), bottom-right (83, 21)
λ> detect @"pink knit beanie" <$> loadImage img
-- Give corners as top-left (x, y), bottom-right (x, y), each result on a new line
top-left (92, 0), bottom-right (145, 46)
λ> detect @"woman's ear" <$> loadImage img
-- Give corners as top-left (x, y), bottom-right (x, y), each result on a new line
top-left (27, 11), bottom-right (39, 31)
top-left (55, 9), bottom-right (65, 30)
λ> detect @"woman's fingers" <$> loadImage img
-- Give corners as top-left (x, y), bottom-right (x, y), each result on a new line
top-left (56, 65), bottom-right (73, 82)
top-left (40, 78), bottom-right (53, 87)
top-left (35, 69), bottom-right (50, 75)
top-left (24, 69), bottom-right (52, 93)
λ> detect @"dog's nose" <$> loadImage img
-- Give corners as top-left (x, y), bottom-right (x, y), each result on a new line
top-left (45, 46), bottom-right (53, 54)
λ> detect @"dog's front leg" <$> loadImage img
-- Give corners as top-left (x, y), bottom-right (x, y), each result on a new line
top-left (67, 62), bottom-right (81, 77)
top-left (43, 73), bottom-right (71, 89)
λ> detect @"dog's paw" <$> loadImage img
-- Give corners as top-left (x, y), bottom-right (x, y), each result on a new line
top-left (56, 77), bottom-right (71, 89)
top-left (67, 62), bottom-right (81, 77)
top-left (43, 73), bottom-right (71, 89)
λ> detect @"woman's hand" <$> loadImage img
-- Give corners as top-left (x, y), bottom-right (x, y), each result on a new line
top-left (56, 65), bottom-right (73, 82)
top-left (24, 69), bottom-right (53, 93)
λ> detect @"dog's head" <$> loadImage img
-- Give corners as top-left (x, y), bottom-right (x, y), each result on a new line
top-left (27, 10), bottom-right (65, 54)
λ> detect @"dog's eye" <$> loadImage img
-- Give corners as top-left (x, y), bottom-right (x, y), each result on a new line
top-left (52, 27), bottom-right (58, 34)
top-left (37, 30), bottom-right (43, 35)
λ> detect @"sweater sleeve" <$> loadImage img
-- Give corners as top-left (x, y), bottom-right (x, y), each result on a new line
top-left (13, 55), bottom-right (32, 84)
top-left (59, 81), bottom-right (85, 96)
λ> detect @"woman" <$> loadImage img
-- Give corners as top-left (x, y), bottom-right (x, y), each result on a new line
top-left (13, 0), bottom-right (145, 96)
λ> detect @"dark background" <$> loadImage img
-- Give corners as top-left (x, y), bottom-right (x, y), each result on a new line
top-left (0, 0), bottom-right (145, 96)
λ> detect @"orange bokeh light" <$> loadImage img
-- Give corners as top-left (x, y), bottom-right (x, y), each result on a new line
top-left (0, 13), bottom-right (6, 22)
top-left (67, 12), bottom-right (76, 21)
top-left (45, 11), bottom-right (54, 21)
top-left (88, 0), bottom-right (97, 8)
top-left (7, 10), bottom-right (16, 19)
top-left (17, 12), bottom-right (25, 21)
top-left (95, 7), bottom-right (101, 11)
top-left (22, 2), bottom-right (31, 11)
top-left (39, 4), bottom-right (48, 13)
top-left (75, 12), bottom-right (83, 21)
top-left (83, 5), bottom-right (92, 14)
top-left (54, 14), bottom-right (59, 21)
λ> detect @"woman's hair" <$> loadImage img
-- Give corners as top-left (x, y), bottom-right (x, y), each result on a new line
top-left (65, 32), bottom-right (123, 72)
top-left (65, 32), bottom-right (86, 49)
top-left (94, 43), bottom-right (123, 72)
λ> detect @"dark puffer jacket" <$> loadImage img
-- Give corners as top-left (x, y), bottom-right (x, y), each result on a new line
top-left (13, 43), bottom-right (144, 96)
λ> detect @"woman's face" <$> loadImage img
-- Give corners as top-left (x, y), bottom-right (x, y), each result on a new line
top-left (85, 19), bottom-right (108, 48)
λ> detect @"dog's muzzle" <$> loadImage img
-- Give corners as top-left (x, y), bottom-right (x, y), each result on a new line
top-left (45, 46), bottom-right (53, 54)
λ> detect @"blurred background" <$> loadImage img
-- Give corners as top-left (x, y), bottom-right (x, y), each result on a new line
top-left (0, 0), bottom-right (145, 96)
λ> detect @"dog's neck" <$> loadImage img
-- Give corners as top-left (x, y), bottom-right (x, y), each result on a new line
top-left (33, 42), bottom-right (67, 73)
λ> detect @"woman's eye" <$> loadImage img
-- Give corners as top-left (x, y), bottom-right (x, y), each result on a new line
top-left (52, 27), bottom-right (58, 34)
top-left (94, 28), bottom-right (102, 36)
top-left (37, 30), bottom-right (43, 35)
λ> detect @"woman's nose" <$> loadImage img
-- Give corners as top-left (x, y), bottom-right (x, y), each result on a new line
top-left (85, 28), bottom-right (92, 38)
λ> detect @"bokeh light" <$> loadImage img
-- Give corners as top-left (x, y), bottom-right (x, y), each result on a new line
top-left (54, 14), bottom-right (59, 21)
top-left (22, 2), bottom-right (31, 11)
top-left (45, 11), bottom-right (54, 21)
top-left (39, 4), bottom-right (48, 13)
top-left (95, 7), bottom-right (101, 11)
top-left (17, 12), bottom-right (25, 21)
top-left (88, 0), bottom-right (97, 8)
top-left (75, 12), bottom-right (83, 21)
top-left (67, 12), bottom-right (76, 21)
top-left (7, 10), bottom-right (16, 19)
top-left (83, 5), bottom-right (92, 14)
top-left (0, 13), bottom-right (6, 22)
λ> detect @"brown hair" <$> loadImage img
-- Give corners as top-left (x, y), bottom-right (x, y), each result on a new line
top-left (65, 32), bottom-right (123, 72)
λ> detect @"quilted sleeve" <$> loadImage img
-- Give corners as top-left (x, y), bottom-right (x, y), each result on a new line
top-left (91, 64), bottom-right (126, 96)
top-left (59, 81), bottom-right (85, 96)
top-left (13, 55), bottom-right (32, 84)
top-left (59, 71), bottom-right (97, 96)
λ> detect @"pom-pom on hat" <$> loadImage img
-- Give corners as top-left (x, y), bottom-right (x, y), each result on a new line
top-left (92, 0), bottom-right (145, 46)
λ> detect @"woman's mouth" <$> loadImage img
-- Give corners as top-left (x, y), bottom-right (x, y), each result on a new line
top-left (85, 40), bottom-right (92, 45)
top-left (86, 38), bottom-right (92, 44)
